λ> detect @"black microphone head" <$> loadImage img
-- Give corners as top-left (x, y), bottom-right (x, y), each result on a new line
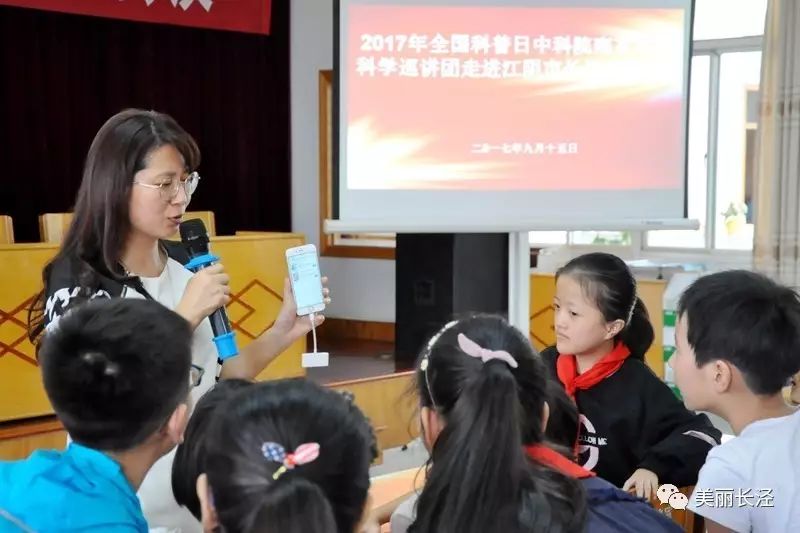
top-left (179, 219), bottom-right (210, 256)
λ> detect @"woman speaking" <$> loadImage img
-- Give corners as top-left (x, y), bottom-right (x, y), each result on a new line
top-left (28, 108), bottom-right (329, 531)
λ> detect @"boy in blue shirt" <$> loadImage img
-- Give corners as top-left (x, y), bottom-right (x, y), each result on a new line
top-left (0, 298), bottom-right (193, 532)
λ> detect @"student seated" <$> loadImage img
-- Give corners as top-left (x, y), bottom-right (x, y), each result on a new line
top-left (189, 378), bottom-right (379, 533)
top-left (542, 252), bottom-right (719, 498)
top-left (0, 298), bottom-right (193, 532)
top-left (544, 380), bottom-right (683, 533)
top-left (670, 270), bottom-right (800, 533)
top-left (395, 315), bottom-right (586, 533)
top-left (172, 379), bottom-right (254, 521)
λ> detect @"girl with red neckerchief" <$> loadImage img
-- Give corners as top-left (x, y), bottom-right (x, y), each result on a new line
top-left (540, 253), bottom-right (720, 500)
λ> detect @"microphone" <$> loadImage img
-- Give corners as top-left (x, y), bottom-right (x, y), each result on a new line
top-left (179, 219), bottom-right (239, 360)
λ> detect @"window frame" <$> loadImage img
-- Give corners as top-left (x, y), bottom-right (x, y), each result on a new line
top-left (530, 34), bottom-right (763, 260)
top-left (642, 35), bottom-right (762, 254)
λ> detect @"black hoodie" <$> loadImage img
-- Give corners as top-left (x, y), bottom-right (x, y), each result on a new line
top-left (541, 346), bottom-right (720, 488)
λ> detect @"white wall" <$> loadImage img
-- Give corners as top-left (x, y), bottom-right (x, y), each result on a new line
top-left (290, 0), bottom-right (396, 322)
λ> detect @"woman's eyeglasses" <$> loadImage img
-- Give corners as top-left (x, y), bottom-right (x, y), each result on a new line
top-left (134, 171), bottom-right (200, 201)
top-left (190, 363), bottom-right (205, 388)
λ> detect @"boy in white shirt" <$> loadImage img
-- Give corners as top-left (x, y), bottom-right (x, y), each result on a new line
top-left (669, 270), bottom-right (800, 533)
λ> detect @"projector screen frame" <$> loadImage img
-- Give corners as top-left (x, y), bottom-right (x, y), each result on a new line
top-left (325, 218), bottom-right (700, 234)
top-left (333, 0), bottom-right (697, 227)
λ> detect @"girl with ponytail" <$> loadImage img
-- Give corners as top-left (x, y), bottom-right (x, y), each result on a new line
top-left (403, 315), bottom-right (587, 533)
top-left (541, 252), bottom-right (720, 499)
top-left (194, 379), bottom-right (379, 533)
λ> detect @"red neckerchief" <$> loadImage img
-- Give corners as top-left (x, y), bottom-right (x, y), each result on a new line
top-left (525, 444), bottom-right (595, 479)
top-left (556, 342), bottom-right (631, 399)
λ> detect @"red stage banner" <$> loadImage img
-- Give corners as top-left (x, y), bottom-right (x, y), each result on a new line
top-left (0, 0), bottom-right (271, 35)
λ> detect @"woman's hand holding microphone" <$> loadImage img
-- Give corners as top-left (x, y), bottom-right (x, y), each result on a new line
top-left (176, 264), bottom-right (231, 330)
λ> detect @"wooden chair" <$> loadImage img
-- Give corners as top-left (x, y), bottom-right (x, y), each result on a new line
top-left (0, 215), bottom-right (13, 244)
top-left (171, 211), bottom-right (216, 239)
top-left (39, 211), bottom-right (217, 243)
top-left (0, 418), bottom-right (66, 461)
top-left (38, 213), bottom-right (73, 243)
top-left (328, 372), bottom-right (418, 465)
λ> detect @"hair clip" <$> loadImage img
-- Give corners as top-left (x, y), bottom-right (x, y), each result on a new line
top-left (262, 442), bottom-right (320, 480)
top-left (625, 283), bottom-right (638, 325)
top-left (457, 333), bottom-right (518, 368)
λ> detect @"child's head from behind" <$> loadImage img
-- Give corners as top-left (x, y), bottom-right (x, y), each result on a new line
top-left (39, 298), bottom-right (192, 453)
top-left (416, 314), bottom-right (547, 447)
top-left (412, 315), bottom-right (585, 533)
top-left (173, 379), bottom-right (254, 520)
top-left (673, 270), bottom-right (800, 411)
top-left (555, 252), bottom-right (654, 358)
top-left (199, 379), bottom-right (377, 533)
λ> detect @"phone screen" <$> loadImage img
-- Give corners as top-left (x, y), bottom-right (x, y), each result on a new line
top-left (288, 250), bottom-right (324, 313)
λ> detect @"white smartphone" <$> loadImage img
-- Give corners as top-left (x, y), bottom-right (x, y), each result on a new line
top-left (285, 244), bottom-right (325, 316)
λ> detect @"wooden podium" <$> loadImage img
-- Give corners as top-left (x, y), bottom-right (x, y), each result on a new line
top-left (0, 233), bottom-right (307, 423)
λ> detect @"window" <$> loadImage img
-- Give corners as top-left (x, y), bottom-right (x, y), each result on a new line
top-left (692, 0), bottom-right (768, 41)
top-left (712, 51), bottom-right (761, 250)
top-left (532, 0), bottom-right (767, 252)
top-left (645, 55), bottom-right (710, 249)
top-left (529, 231), bottom-right (631, 247)
top-left (644, 0), bottom-right (766, 251)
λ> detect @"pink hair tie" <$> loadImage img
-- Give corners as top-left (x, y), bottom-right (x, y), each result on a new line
top-left (457, 333), bottom-right (518, 368)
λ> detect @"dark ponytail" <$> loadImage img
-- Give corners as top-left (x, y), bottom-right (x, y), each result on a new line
top-left (410, 315), bottom-right (586, 533)
top-left (202, 379), bottom-right (377, 533)
top-left (211, 471), bottom-right (338, 533)
top-left (620, 297), bottom-right (653, 360)
top-left (556, 252), bottom-right (654, 359)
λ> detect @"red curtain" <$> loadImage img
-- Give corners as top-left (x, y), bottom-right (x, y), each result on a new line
top-left (0, 3), bottom-right (290, 242)
top-left (0, 0), bottom-right (271, 34)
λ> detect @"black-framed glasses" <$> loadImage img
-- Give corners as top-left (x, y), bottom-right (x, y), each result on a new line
top-left (134, 171), bottom-right (201, 201)
top-left (190, 363), bottom-right (205, 388)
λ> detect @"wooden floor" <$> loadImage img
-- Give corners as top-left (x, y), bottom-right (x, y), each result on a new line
top-left (307, 338), bottom-right (396, 384)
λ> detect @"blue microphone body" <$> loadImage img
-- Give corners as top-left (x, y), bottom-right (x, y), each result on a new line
top-left (180, 220), bottom-right (239, 360)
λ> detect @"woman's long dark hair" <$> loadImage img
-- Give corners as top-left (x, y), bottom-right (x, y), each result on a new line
top-left (28, 109), bottom-right (200, 342)
top-left (203, 379), bottom-right (377, 533)
top-left (556, 252), bottom-right (654, 359)
top-left (409, 315), bottom-right (586, 533)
